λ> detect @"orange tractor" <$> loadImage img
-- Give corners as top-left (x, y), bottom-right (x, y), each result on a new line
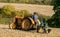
top-left (9, 15), bottom-right (40, 30)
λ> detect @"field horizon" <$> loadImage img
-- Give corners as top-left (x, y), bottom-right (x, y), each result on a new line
top-left (0, 3), bottom-right (54, 16)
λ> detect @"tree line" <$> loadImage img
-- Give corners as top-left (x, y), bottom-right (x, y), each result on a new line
top-left (0, 0), bottom-right (52, 5)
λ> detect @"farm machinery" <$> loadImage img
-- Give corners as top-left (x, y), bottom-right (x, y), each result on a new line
top-left (9, 15), bottom-right (40, 30)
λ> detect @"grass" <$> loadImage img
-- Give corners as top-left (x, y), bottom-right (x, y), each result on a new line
top-left (0, 17), bottom-right (13, 25)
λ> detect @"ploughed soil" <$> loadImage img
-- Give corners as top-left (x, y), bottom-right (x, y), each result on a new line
top-left (0, 24), bottom-right (60, 37)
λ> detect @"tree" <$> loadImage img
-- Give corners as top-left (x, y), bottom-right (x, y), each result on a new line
top-left (20, 10), bottom-right (30, 17)
top-left (47, 10), bottom-right (60, 28)
top-left (47, 0), bottom-right (60, 28)
top-left (0, 8), bottom-right (2, 14)
top-left (53, 0), bottom-right (60, 12)
top-left (1, 5), bottom-right (15, 17)
top-left (7, 0), bottom-right (10, 3)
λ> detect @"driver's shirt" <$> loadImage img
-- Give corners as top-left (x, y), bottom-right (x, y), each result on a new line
top-left (34, 14), bottom-right (38, 23)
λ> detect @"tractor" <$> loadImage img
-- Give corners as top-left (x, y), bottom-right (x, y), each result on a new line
top-left (9, 14), bottom-right (51, 33)
top-left (9, 15), bottom-right (40, 30)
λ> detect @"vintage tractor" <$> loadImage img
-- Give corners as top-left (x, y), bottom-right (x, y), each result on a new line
top-left (9, 15), bottom-right (40, 30)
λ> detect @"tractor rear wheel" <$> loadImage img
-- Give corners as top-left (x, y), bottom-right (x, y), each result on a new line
top-left (21, 19), bottom-right (31, 31)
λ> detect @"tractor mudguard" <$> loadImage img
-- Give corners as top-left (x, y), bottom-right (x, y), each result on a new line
top-left (28, 17), bottom-right (35, 25)
top-left (28, 17), bottom-right (41, 25)
top-left (38, 19), bottom-right (41, 25)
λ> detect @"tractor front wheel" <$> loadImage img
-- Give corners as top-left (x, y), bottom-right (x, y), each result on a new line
top-left (9, 23), bottom-right (16, 29)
